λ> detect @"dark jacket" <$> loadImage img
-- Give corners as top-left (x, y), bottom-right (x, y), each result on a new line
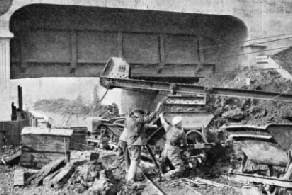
top-left (125, 111), bottom-right (157, 146)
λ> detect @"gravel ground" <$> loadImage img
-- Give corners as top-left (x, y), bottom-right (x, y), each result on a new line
top-left (0, 145), bottom-right (246, 195)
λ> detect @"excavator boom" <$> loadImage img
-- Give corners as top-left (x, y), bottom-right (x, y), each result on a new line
top-left (100, 57), bottom-right (292, 102)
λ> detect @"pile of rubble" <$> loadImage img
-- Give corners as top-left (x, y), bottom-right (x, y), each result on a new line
top-left (199, 67), bottom-right (292, 93)
top-left (1, 149), bottom-right (131, 195)
top-left (198, 68), bottom-right (292, 130)
top-left (273, 46), bottom-right (292, 74)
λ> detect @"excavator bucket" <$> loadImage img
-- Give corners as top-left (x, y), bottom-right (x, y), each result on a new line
top-left (100, 57), bottom-right (130, 88)
top-left (162, 94), bottom-right (214, 130)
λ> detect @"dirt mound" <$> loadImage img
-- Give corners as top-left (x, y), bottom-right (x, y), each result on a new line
top-left (273, 46), bottom-right (292, 74)
top-left (200, 68), bottom-right (292, 93)
top-left (199, 68), bottom-right (292, 130)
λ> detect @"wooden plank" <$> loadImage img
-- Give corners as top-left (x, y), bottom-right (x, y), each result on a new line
top-left (21, 136), bottom-right (71, 152)
top-left (194, 177), bottom-right (236, 188)
top-left (229, 134), bottom-right (273, 140)
top-left (4, 151), bottom-right (21, 165)
top-left (87, 138), bottom-right (100, 143)
top-left (21, 152), bottom-right (69, 162)
top-left (21, 144), bottom-right (69, 168)
top-left (50, 163), bottom-right (75, 188)
top-left (18, 85), bottom-right (23, 110)
top-left (13, 169), bottom-right (25, 186)
top-left (21, 127), bottom-right (73, 136)
top-left (43, 169), bottom-right (62, 187)
top-left (27, 157), bottom-right (65, 186)
top-left (228, 172), bottom-right (292, 188)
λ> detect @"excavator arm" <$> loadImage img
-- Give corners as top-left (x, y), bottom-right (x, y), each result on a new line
top-left (100, 57), bottom-right (292, 102)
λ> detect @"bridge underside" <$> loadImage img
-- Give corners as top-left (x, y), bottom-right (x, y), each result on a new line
top-left (10, 4), bottom-right (248, 82)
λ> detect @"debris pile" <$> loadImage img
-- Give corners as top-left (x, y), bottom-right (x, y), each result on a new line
top-left (273, 46), bottom-right (292, 74)
top-left (11, 150), bottom-right (122, 195)
top-left (198, 68), bottom-right (292, 130)
top-left (199, 67), bottom-right (292, 93)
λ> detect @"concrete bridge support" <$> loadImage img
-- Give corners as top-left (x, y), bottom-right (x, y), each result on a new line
top-left (0, 13), bottom-right (13, 121)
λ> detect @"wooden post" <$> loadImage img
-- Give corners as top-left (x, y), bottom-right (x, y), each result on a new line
top-left (18, 85), bottom-right (22, 110)
top-left (64, 138), bottom-right (67, 163)
top-left (31, 118), bottom-right (37, 127)
top-left (239, 153), bottom-right (247, 173)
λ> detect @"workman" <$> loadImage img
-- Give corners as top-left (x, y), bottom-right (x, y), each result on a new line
top-left (159, 113), bottom-right (187, 179)
top-left (126, 101), bottom-right (163, 184)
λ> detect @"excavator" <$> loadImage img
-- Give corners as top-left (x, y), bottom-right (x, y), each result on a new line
top-left (99, 57), bottom-right (292, 146)
top-left (100, 57), bottom-right (292, 194)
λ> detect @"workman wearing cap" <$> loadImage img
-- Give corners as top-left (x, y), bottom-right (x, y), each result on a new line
top-left (160, 113), bottom-right (187, 178)
top-left (126, 101), bottom-right (164, 184)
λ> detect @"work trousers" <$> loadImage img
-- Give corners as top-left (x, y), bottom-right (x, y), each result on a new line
top-left (161, 144), bottom-right (184, 177)
top-left (117, 140), bottom-right (130, 170)
top-left (127, 145), bottom-right (141, 182)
